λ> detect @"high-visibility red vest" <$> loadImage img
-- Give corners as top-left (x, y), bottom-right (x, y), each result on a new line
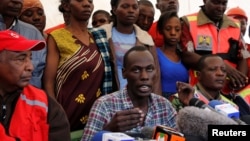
top-left (186, 13), bottom-right (241, 86)
top-left (0, 85), bottom-right (49, 141)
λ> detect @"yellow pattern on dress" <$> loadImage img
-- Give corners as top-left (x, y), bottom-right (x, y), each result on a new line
top-left (96, 88), bottom-right (101, 98)
top-left (75, 94), bottom-right (85, 104)
top-left (80, 115), bottom-right (88, 125)
top-left (81, 71), bottom-right (89, 80)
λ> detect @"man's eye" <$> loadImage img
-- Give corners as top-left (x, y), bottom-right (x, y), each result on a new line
top-left (147, 67), bottom-right (154, 72)
top-left (132, 68), bottom-right (140, 73)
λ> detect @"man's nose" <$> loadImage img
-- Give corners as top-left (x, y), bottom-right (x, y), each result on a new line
top-left (26, 58), bottom-right (34, 72)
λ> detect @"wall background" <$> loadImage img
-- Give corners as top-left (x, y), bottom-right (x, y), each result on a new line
top-left (41, 0), bottom-right (250, 42)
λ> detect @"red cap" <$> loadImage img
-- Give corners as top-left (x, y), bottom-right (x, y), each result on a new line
top-left (0, 30), bottom-right (45, 51)
top-left (226, 7), bottom-right (248, 21)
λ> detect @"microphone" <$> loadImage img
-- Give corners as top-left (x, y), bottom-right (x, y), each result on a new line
top-left (176, 106), bottom-right (238, 141)
top-left (92, 131), bottom-right (135, 141)
top-left (189, 98), bottom-right (215, 112)
top-left (208, 100), bottom-right (240, 118)
top-left (188, 98), bottom-right (246, 125)
top-left (240, 115), bottom-right (250, 124)
top-left (140, 126), bottom-right (155, 139)
top-left (91, 131), bottom-right (110, 141)
top-left (152, 125), bottom-right (185, 141)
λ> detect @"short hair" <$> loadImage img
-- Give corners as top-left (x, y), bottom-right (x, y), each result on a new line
top-left (92, 10), bottom-right (112, 22)
top-left (157, 10), bottom-right (179, 34)
top-left (123, 46), bottom-right (152, 68)
top-left (196, 54), bottom-right (222, 71)
top-left (138, 0), bottom-right (154, 7)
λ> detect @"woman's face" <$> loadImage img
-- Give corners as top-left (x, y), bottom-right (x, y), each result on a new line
top-left (113, 0), bottom-right (139, 26)
top-left (162, 16), bottom-right (181, 46)
top-left (19, 7), bottom-right (46, 32)
top-left (68, 0), bottom-right (94, 22)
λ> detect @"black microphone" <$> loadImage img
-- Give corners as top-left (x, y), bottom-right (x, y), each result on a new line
top-left (189, 98), bottom-right (215, 112)
top-left (240, 115), bottom-right (250, 124)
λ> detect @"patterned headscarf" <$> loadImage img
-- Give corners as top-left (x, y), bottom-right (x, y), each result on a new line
top-left (20, 0), bottom-right (44, 15)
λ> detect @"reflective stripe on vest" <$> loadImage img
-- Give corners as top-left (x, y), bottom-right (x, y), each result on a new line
top-left (20, 93), bottom-right (48, 112)
top-left (9, 85), bottom-right (49, 141)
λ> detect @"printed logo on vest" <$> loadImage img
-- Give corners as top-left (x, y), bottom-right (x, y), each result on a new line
top-left (196, 35), bottom-right (212, 51)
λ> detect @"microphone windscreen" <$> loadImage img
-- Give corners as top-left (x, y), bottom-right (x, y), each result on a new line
top-left (91, 130), bottom-right (110, 141)
top-left (176, 106), bottom-right (238, 140)
top-left (140, 126), bottom-right (155, 139)
top-left (208, 100), bottom-right (223, 108)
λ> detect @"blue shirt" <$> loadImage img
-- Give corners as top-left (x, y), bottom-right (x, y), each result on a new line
top-left (157, 48), bottom-right (189, 97)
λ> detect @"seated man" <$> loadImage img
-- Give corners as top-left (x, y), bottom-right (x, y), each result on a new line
top-left (81, 46), bottom-right (178, 141)
top-left (0, 30), bottom-right (70, 141)
top-left (173, 54), bottom-right (250, 117)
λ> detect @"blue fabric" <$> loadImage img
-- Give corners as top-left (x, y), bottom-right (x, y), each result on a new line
top-left (157, 48), bottom-right (189, 97)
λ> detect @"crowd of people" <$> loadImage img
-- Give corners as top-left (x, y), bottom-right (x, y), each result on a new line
top-left (0, 0), bottom-right (250, 141)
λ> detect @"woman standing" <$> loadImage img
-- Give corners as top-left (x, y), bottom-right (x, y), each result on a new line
top-left (43, 0), bottom-right (114, 131)
top-left (156, 11), bottom-right (189, 99)
top-left (100, 0), bottom-right (161, 94)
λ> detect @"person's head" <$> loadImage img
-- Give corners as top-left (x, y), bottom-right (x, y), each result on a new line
top-left (157, 10), bottom-right (181, 47)
top-left (60, 0), bottom-right (94, 23)
top-left (19, 0), bottom-right (46, 33)
top-left (202, 0), bottom-right (228, 23)
top-left (196, 54), bottom-right (227, 91)
top-left (0, 30), bottom-right (45, 93)
top-left (122, 46), bottom-right (156, 98)
top-left (91, 10), bottom-right (111, 28)
top-left (58, 2), bottom-right (70, 25)
top-left (110, 0), bottom-right (139, 27)
top-left (156, 0), bottom-right (179, 14)
top-left (226, 7), bottom-right (248, 35)
top-left (136, 0), bottom-right (155, 31)
top-left (0, 0), bottom-right (23, 17)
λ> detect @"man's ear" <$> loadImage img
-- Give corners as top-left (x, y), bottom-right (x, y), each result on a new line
top-left (196, 71), bottom-right (201, 80)
top-left (122, 68), bottom-right (126, 79)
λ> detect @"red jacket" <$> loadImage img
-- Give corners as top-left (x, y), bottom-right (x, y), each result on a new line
top-left (0, 85), bottom-right (49, 141)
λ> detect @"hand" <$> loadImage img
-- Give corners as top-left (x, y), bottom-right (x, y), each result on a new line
top-left (176, 81), bottom-right (194, 106)
top-left (103, 108), bottom-right (145, 132)
top-left (226, 64), bottom-right (248, 90)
